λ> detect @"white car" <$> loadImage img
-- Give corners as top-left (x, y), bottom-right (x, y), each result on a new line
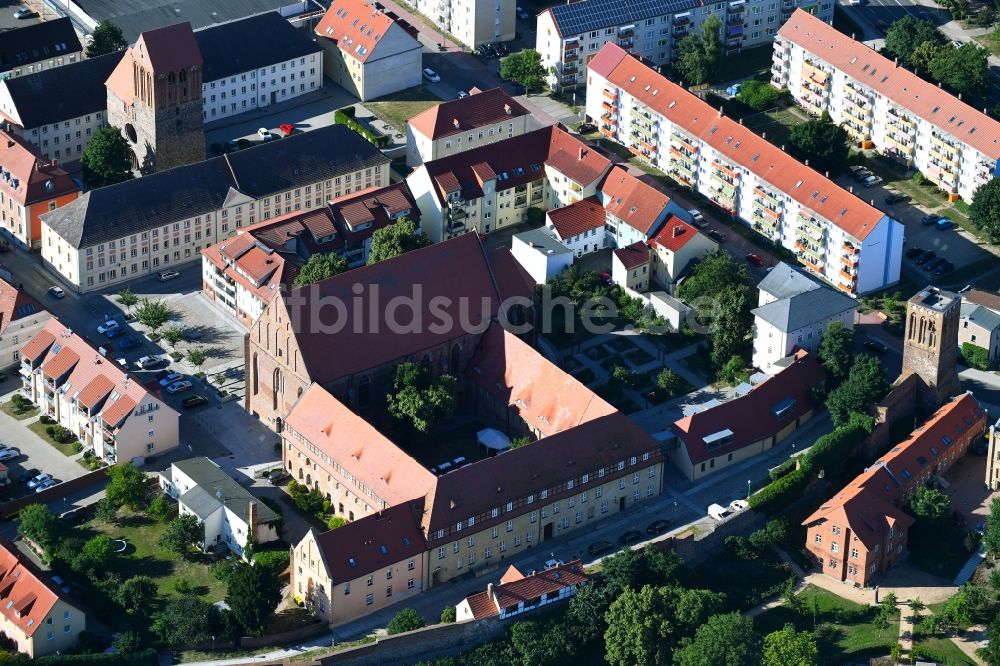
top-left (27, 473), bottom-right (52, 489)
top-left (166, 380), bottom-right (193, 394)
top-left (456, 90), bottom-right (469, 99)
top-left (0, 448), bottom-right (20, 462)
top-left (257, 128), bottom-right (274, 141)
top-left (863, 175), bottom-right (883, 187)
top-left (422, 68), bottom-right (441, 83)
top-left (48, 286), bottom-right (66, 299)
top-left (97, 319), bottom-right (121, 335)
top-left (35, 478), bottom-right (57, 493)
top-left (158, 270), bottom-right (180, 282)
top-left (136, 355), bottom-right (165, 370)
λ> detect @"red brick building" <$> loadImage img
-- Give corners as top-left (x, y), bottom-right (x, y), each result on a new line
top-left (803, 392), bottom-right (986, 586)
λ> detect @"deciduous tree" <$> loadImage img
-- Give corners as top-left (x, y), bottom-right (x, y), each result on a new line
top-left (761, 624), bottom-right (819, 666)
top-left (16, 504), bottom-right (60, 552)
top-left (984, 497), bottom-right (1000, 555)
top-left (134, 298), bottom-right (175, 332)
top-left (294, 253), bottom-right (348, 286)
top-left (226, 564), bottom-right (281, 637)
top-left (818, 321), bottom-right (853, 383)
top-left (825, 354), bottom-right (889, 426)
top-left (675, 16), bottom-right (723, 85)
top-left (971, 179), bottom-right (1000, 243)
top-left (387, 608), bottom-right (425, 635)
top-left (883, 16), bottom-right (945, 65)
top-left (158, 514), bottom-right (202, 557)
top-left (81, 126), bottom-right (133, 188)
top-left (909, 486), bottom-right (951, 522)
top-left (367, 217), bottom-right (430, 264)
top-left (105, 463), bottom-right (149, 510)
top-left (673, 612), bottom-right (761, 666)
top-left (386, 362), bottom-right (456, 434)
top-left (499, 49), bottom-right (546, 92)
top-left (114, 575), bottom-right (157, 615)
top-left (86, 20), bottom-right (128, 57)
top-left (929, 43), bottom-right (990, 99)
top-left (788, 112), bottom-right (850, 175)
top-left (152, 595), bottom-right (222, 645)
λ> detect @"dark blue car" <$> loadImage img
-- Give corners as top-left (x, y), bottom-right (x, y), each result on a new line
top-left (118, 337), bottom-right (140, 352)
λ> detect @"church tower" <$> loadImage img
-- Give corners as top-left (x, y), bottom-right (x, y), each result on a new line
top-left (105, 22), bottom-right (205, 174)
top-left (899, 286), bottom-right (960, 412)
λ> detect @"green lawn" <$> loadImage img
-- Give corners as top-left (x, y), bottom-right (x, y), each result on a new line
top-left (28, 421), bottom-right (78, 456)
top-left (975, 33), bottom-right (1000, 57)
top-left (908, 520), bottom-right (974, 580)
top-left (714, 45), bottom-right (775, 83)
top-left (912, 636), bottom-right (978, 665)
top-left (83, 510), bottom-right (227, 602)
top-left (1, 400), bottom-right (38, 420)
top-left (366, 86), bottom-right (444, 134)
top-left (754, 585), bottom-right (899, 665)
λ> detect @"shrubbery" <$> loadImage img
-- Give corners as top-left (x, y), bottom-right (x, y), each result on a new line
top-left (333, 107), bottom-right (389, 148)
top-left (961, 342), bottom-right (990, 370)
top-left (253, 550), bottom-right (290, 576)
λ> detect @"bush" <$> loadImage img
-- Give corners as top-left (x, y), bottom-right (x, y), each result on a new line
top-left (35, 649), bottom-right (159, 665)
top-left (173, 579), bottom-right (194, 595)
top-left (253, 550), bottom-right (290, 576)
top-left (735, 80), bottom-right (786, 111)
top-left (327, 515), bottom-right (347, 530)
top-left (40, 414), bottom-right (54, 424)
top-left (961, 342), bottom-right (990, 370)
top-left (912, 171), bottom-right (925, 185)
top-left (748, 468), bottom-right (809, 514)
top-left (768, 458), bottom-right (797, 481)
top-left (803, 412), bottom-right (873, 478)
top-left (148, 494), bottom-right (172, 522)
top-left (441, 606), bottom-right (457, 623)
top-left (72, 441), bottom-right (84, 453)
top-left (334, 107), bottom-right (389, 147)
top-left (387, 608), bottom-right (425, 635)
top-left (45, 425), bottom-right (55, 436)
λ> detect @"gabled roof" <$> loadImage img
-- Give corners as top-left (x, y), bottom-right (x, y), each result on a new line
top-left (960, 303), bottom-right (1000, 333)
top-left (171, 457), bottom-right (279, 525)
top-left (546, 195), bottom-right (606, 239)
top-left (779, 9), bottom-right (1000, 159)
top-left (673, 350), bottom-right (825, 464)
top-left (599, 166), bottom-right (669, 235)
top-left (756, 262), bottom-right (821, 301)
top-left (279, 232), bottom-right (533, 385)
top-left (315, 0), bottom-right (418, 63)
top-left (0, 17), bottom-right (82, 76)
top-left (194, 13), bottom-right (321, 83)
top-left (408, 88), bottom-right (531, 141)
top-left (589, 44), bottom-right (888, 240)
top-left (0, 540), bottom-right (79, 637)
top-left (0, 277), bottom-right (44, 336)
top-left (0, 51), bottom-right (123, 129)
top-left (0, 129), bottom-right (79, 206)
top-left (613, 241), bottom-right (650, 271)
top-left (461, 560), bottom-right (588, 619)
top-left (963, 288), bottom-right (1000, 314)
top-left (752, 284), bottom-right (856, 332)
top-left (649, 216), bottom-right (702, 253)
top-left (543, 0), bottom-right (696, 39)
top-left (135, 22), bottom-right (202, 73)
top-left (42, 125), bottom-right (389, 249)
top-left (803, 485), bottom-right (913, 550)
top-left (312, 500), bottom-right (427, 584)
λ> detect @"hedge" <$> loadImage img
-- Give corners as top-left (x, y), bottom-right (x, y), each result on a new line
top-left (253, 549), bottom-right (290, 576)
top-left (748, 468), bottom-right (809, 514)
top-left (768, 458), bottom-right (797, 482)
top-left (37, 650), bottom-right (158, 665)
top-left (334, 106), bottom-right (389, 148)
top-left (961, 342), bottom-right (990, 371)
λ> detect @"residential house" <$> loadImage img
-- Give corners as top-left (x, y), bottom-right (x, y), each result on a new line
top-left (510, 227), bottom-right (574, 285)
top-left (314, 0), bottom-right (422, 102)
top-left (291, 501), bottom-right (427, 627)
top-left (0, 541), bottom-right (85, 658)
top-left (537, 0), bottom-right (833, 92)
top-left (646, 216), bottom-right (717, 286)
top-left (159, 457), bottom-right (280, 558)
top-left (959, 288), bottom-right (1000, 368)
top-left (0, 128), bottom-right (81, 250)
top-left (456, 560), bottom-right (588, 621)
top-left (408, 0), bottom-right (515, 48)
top-left (19, 319), bottom-right (180, 464)
top-left (752, 262), bottom-right (856, 373)
top-left (406, 88), bottom-right (533, 166)
top-left (407, 125), bottom-right (613, 243)
top-left (804, 392), bottom-right (986, 586)
top-left (0, 17), bottom-right (82, 81)
top-left (0, 53), bottom-right (123, 164)
top-left (40, 125), bottom-right (390, 292)
top-left (202, 182), bottom-right (419, 327)
top-left (587, 43), bottom-right (904, 295)
top-left (544, 195), bottom-right (607, 256)
top-left (0, 278), bottom-right (50, 369)
top-left (612, 242), bottom-right (650, 291)
top-left (773, 10), bottom-right (1000, 202)
top-left (670, 350), bottom-right (824, 480)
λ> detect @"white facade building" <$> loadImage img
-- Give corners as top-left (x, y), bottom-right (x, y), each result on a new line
top-left (587, 43), bottom-right (903, 295)
top-left (409, 0), bottom-right (515, 48)
top-left (510, 228), bottom-right (574, 284)
top-left (537, 0), bottom-right (834, 91)
top-left (773, 10), bottom-right (1000, 202)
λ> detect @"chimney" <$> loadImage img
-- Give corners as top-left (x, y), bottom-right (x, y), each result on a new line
top-left (248, 501), bottom-right (257, 541)
top-left (781, 144), bottom-right (785, 151)
top-left (870, 199), bottom-right (875, 206)
top-left (849, 186), bottom-right (854, 193)
top-left (453, 118), bottom-right (460, 128)
top-left (804, 159), bottom-right (809, 167)
top-left (739, 118), bottom-right (743, 125)
top-left (673, 225), bottom-right (684, 237)
top-left (580, 147), bottom-right (588, 159)
top-left (761, 131), bottom-right (766, 139)
top-left (825, 171), bottom-right (829, 178)
top-left (504, 103), bottom-right (512, 115)
top-left (894, 57), bottom-right (899, 67)
top-left (958, 93), bottom-right (962, 100)
top-left (487, 582), bottom-right (495, 601)
top-left (718, 105), bottom-right (723, 118)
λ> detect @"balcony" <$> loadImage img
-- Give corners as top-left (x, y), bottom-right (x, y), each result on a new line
top-left (600, 125), bottom-right (616, 138)
top-left (563, 52), bottom-right (579, 64)
top-left (671, 133), bottom-right (697, 153)
top-left (753, 186), bottom-right (780, 207)
top-left (712, 161), bottom-right (739, 180)
top-left (795, 241), bottom-right (824, 261)
top-left (602, 88), bottom-right (617, 102)
top-left (619, 38), bottom-right (634, 49)
top-left (618, 27), bottom-right (634, 38)
top-left (640, 139), bottom-right (657, 153)
top-left (839, 269), bottom-right (856, 284)
top-left (602, 100), bottom-right (616, 114)
top-left (447, 207), bottom-right (467, 221)
top-left (841, 254), bottom-right (859, 269)
top-left (842, 241), bottom-right (859, 255)
top-left (887, 107), bottom-right (914, 127)
top-left (447, 220), bottom-right (467, 233)
top-left (673, 14), bottom-right (690, 25)
top-left (673, 25), bottom-right (689, 37)
top-left (671, 161), bottom-right (695, 181)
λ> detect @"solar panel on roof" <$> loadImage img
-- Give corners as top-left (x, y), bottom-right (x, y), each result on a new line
top-left (550, 0), bottom-right (698, 37)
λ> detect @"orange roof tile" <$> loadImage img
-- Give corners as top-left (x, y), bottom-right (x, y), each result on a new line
top-left (599, 166), bottom-right (669, 235)
top-left (649, 216), bottom-right (702, 253)
top-left (0, 129), bottom-right (79, 206)
top-left (19, 329), bottom-right (54, 362)
top-left (613, 241), bottom-right (650, 270)
top-left (315, 0), bottom-right (400, 63)
top-left (546, 196), bottom-right (606, 239)
top-left (41, 346), bottom-right (79, 380)
top-left (104, 49), bottom-right (135, 105)
top-left (589, 44), bottom-right (887, 240)
top-left (547, 128), bottom-right (613, 186)
top-left (75, 375), bottom-right (116, 411)
top-left (462, 560), bottom-right (588, 619)
top-left (0, 541), bottom-right (78, 637)
top-left (408, 88), bottom-right (531, 141)
top-left (779, 10), bottom-right (1000, 159)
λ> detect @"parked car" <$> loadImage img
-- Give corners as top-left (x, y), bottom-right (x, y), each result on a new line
top-left (0, 448), bottom-right (20, 462)
top-left (687, 209), bottom-right (707, 228)
top-left (905, 246), bottom-right (924, 259)
top-left (118, 337), bottom-right (141, 352)
top-left (158, 270), bottom-right (181, 282)
top-left (863, 175), bottom-right (883, 187)
top-left (863, 339), bottom-right (888, 354)
top-left (14, 7), bottom-right (38, 19)
top-left (105, 325), bottom-right (126, 339)
top-left (456, 90), bottom-right (469, 99)
top-left (934, 260), bottom-right (954, 276)
top-left (588, 540), bottom-right (614, 555)
top-left (27, 473), bottom-right (52, 489)
top-left (543, 558), bottom-right (564, 569)
top-left (576, 122), bottom-right (597, 134)
top-left (848, 165), bottom-right (867, 175)
top-left (921, 213), bottom-right (943, 225)
top-left (745, 253), bottom-right (764, 267)
top-left (422, 68), bottom-right (441, 83)
top-left (279, 123), bottom-right (296, 137)
top-left (707, 229), bottom-right (727, 243)
top-left (916, 250), bottom-right (937, 265)
top-left (852, 169), bottom-right (872, 183)
top-left (16, 468), bottom-right (39, 484)
top-left (924, 257), bottom-right (946, 272)
top-left (182, 394), bottom-right (209, 409)
top-left (47, 286), bottom-right (65, 299)
top-left (210, 142), bottom-right (226, 155)
top-left (136, 355), bottom-right (165, 370)
top-left (618, 530), bottom-right (643, 545)
top-left (884, 193), bottom-right (910, 205)
top-left (35, 478), bottom-right (56, 493)
top-left (257, 128), bottom-right (274, 141)
top-left (646, 519), bottom-right (670, 535)
top-left (166, 380), bottom-right (193, 394)
top-left (597, 271), bottom-right (612, 285)
top-left (158, 372), bottom-right (183, 387)
top-left (97, 319), bottom-right (120, 335)
top-left (935, 218), bottom-right (954, 230)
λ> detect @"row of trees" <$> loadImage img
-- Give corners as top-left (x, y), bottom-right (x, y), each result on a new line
top-left (883, 17), bottom-right (989, 99)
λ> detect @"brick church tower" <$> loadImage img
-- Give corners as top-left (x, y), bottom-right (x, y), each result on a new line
top-left (105, 22), bottom-right (205, 174)
top-left (899, 286), bottom-right (960, 412)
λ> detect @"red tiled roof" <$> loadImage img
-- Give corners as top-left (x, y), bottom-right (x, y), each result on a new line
top-left (285, 384), bottom-right (437, 507)
top-left (613, 242), bottom-right (650, 270)
top-left (779, 10), bottom-right (1000, 159)
top-left (409, 88), bottom-right (531, 140)
top-left (315, 0), bottom-right (402, 63)
top-left (462, 560), bottom-right (588, 619)
top-left (804, 484), bottom-right (913, 550)
top-left (313, 500), bottom-right (427, 584)
top-left (0, 278), bottom-right (44, 336)
top-left (548, 128), bottom-right (613, 186)
top-left (599, 166), bottom-right (669, 235)
top-left (673, 350), bottom-right (825, 464)
top-left (0, 129), bottom-right (79, 206)
top-left (964, 288), bottom-right (1000, 313)
top-left (136, 22), bottom-right (201, 72)
top-left (20, 329), bottom-right (54, 362)
top-left (0, 541), bottom-right (75, 637)
top-left (649, 216), bottom-right (701, 253)
top-left (462, 590), bottom-right (497, 619)
top-left (100, 394), bottom-right (137, 428)
top-left (546, 196), bottom-right (606, 239)
top-left (75, 375), bottom-right (115, 411)
top-left (589, 44), bottom-right (886, 240)
top-left (41, 346), bottom-right (79, 380)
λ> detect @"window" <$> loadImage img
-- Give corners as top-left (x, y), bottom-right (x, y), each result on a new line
top-left (814, 534), bottom-right (822, 544)
top-left (366, 593), bottom-right (373, 605)
top-left (831, 542), bottom-right (840, 553)
top-left (407, 578), bottom-right (415, 589)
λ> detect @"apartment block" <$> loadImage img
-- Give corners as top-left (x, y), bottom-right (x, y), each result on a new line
top-left (0, 18), bottom-right (82, 81)
top-left (19, 319), bottom-right (180, 465)
top-left (406, 88), bottom-right (533, 166)
top-left (537, 0), bottom-right (834, 92)
top-left (40, 125), bottom-right (389, 292)
top-left (803, 392), bottom-right (985, 587)
top-left (774, 10), bottom-right (1000, 202)
top-left (587, 43), bottom-right (903, 295)
top-left (0, 278), bottom-right (50, 370)
top-left (408, 0), bottom-right (515, 48)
